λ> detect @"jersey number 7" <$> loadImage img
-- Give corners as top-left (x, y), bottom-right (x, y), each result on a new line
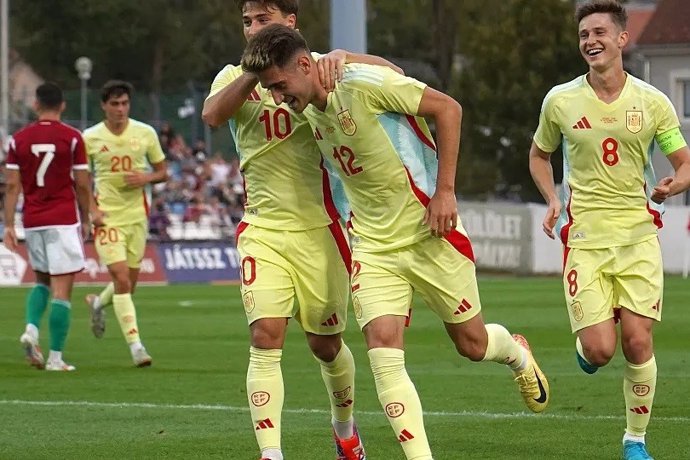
top-left (31, 143), bottom-right (56, 187)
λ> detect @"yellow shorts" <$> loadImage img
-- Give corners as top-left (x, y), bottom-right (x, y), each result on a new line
top-left (236, 221), bottom-right (351, 334)
top-left (563, 237), bottom-right (663, 332)
top-left (94, 221), bottom-right (148, 269)
top-left (351, 229), bottom-right (481, 329)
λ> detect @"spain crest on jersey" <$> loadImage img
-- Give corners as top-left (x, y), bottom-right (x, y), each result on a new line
top-left (337, 109), bottom-right (357, 136)
top-left (626, 110), bottom-right (643, 134)
top-left (129, 137), bottom-right (141, 151)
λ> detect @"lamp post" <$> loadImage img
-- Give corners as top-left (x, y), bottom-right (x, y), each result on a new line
top-left (74, 56), bottom-right (92, 131)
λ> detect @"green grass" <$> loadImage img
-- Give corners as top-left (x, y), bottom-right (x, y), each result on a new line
top-left (1, 277), bottom-right (689, 459)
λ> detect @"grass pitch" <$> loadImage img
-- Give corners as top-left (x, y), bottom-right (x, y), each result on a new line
top-left (1, 277), bottom-right (689, 459)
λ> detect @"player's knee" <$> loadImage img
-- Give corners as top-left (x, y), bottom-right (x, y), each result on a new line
top-left (307, 335), bottom-right (341, 362)
top-left (250, 318), bottom-right (287, 349)
top-left (582, 343), bottom-right (615, 367)
top-left (621, 333), bottom-right (652, 362)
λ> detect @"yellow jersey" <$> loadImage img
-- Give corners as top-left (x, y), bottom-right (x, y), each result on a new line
top-left (534, 74), bottom-right (682, 249)
top-left (83, 119), bottom-right (166, 226)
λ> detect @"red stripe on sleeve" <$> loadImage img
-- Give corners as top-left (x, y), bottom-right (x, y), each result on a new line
top-left (320, 157), bottom-right (341, 222)
top-left (405, 115), bottom-right (436, 151)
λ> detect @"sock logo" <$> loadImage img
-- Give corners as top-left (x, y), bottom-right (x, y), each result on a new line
top-left (630, 405), bottom-right (649, 414)
top-left (250, 391), bottom-right (270, 407)
top-left (632, 384), bottom-right (650, 397)
top-left (332, 386), bottom-right (352, 400)
top-left (336, 399), bottom-right (353, 408)
top-left (398, 429), bottom-right (414, 442)
top-left (126, 328), bottom-right (138, 336)
top-left (255, 418), bottom-right (274, 430)
top-left (385, 402), bottom-right (405, 418)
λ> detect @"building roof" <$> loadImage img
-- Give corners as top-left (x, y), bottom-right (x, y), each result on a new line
top-left (624, 6), bottom-right (655, 50)
top-left (637, 0), bottom-right (690, 46)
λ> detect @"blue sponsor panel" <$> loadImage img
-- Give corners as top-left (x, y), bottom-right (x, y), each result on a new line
top-left (159, 242), bottom-right (241, 283)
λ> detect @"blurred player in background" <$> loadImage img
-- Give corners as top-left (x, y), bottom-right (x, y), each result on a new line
top-left (242, 25), bottom-right (550, 460)
top-left (3, 82), bottom-right (97, 371)
top-left (83, 80), bottom-right (168, 368)
top-left (201, 2), bottom-right (404, 459)
top-left (528, 1), bottom-right (690, 459)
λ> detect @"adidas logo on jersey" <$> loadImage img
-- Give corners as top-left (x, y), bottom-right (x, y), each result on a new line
top-left (453, 299), bottom-right (473, 315)
top-left (99, 145), bottom-right (110, 153)
top-left (572, 116), bottom-right (592, 130)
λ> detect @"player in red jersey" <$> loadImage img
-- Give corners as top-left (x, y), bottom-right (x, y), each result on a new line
top-left (3, 82), bottom-right (100, 371)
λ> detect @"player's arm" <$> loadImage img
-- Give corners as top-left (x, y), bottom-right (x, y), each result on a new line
top-left (529, 142), bottom-right (560, 239)
top-left (415, 87), bottom-right (462, 237)
top-left (124, 160), bottom-right (168, 188)
top-left (318, 50), bottom-right (404, 90)
top-left (2, 167), bottom-right (20, 252)
top-left (73, 169), bottom-right (97, 238)
top-left (202, 71), bottom-right (257, 128)
top-left (652, 144), bottom-right (690, 203)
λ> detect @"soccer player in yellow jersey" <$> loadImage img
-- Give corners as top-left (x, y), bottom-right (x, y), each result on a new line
top-left (83, 80), bottom-right (168, 368)
top-left (529, 2), bottom-right (690, 459)
top-left (201, 2), bottom-right (403, 459)
top-left (242, 24), bottom-right (551, 460)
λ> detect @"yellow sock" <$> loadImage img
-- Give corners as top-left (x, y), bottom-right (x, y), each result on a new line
top-left (482, 323), bottom-right (525, 370)
top-left (99, 282), bottom-right (115, 307)
top-left (315, 342), bottom-right (356, 438)
top-left (247, 347), bottom-right (284, 453)
top-left (112, 293), bottom-right (141, 344)
top-left (624, 356), bottom-right (657, 437)
top-left (368, 348), bottom-right (432, 460)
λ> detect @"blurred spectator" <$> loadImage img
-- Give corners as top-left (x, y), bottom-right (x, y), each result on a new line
top-left (149, 197), bottom-right (171, 241)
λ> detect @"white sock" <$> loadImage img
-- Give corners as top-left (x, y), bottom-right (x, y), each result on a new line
top-left (93, 295), bottom-right (102, 310)
top-left (510, 347), bottom-right (529, 372)
top-left (129, 341), bottom-right (144, 354)
top-left (48, 350), bottom-right (63, 363)
top-left (623, 432), bottom-right (645, 444)
top-left (25, 324), bottom-right (39, 340)
top-left (260, 448), bottom-right (283, 460)
top-left (332, 417), bottom-right (354, 439)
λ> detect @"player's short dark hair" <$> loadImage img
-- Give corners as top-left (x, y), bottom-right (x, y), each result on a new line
top-left (576, 0), bottom-right (627, 30)
top-left (234, 0), bottom-right (298, 15)
top-left (241, 24), bottom-right (309, 73)
top-left (101, 80), bottom-right (134, 103)
top-left (35, 82), bottom-right (64, 110)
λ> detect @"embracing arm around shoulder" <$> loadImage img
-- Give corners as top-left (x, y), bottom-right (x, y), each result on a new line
top-left (317, 50), bottom-right (404, 91)
top-left (202, 72), bottom-right (259, 128)
top-left (416, 87), bottom-right (462, 237)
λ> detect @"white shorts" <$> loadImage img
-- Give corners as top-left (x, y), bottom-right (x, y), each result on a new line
top-left (24, 224), bottom-right (85, 275)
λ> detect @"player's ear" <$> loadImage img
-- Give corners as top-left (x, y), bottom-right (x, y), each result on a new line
top-left (286, 14), bottom-right (296, 28)
top-left (297, 55), bottom-right (311, 74)
top-left (618, 30), bottom-right (629, 49)
top-left (59, 101), bottom-right (66, 113)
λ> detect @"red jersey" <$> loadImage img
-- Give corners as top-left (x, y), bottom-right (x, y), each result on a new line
top-left (5, 120), bottom-right (88, 229)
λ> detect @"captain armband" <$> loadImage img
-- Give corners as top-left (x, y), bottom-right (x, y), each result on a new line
top-left (656, 127), bottom-right (687, 155)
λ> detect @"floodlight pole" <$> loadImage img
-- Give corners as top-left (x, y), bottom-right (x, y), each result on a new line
top-left (330, 0), bottom-right (366, 53)
top-left (75, 56), bottom-right (92, 131)
top-left (1, 0), bottom-right (9, 142)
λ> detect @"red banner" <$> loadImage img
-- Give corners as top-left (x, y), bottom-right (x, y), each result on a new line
top-left (0, 242), bottom-right (166, 285)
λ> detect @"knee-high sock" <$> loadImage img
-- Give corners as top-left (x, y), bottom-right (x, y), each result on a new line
top-left (315, 342), bottom-right (356, 438)
top-left (98, 282), bottom-right (115, 308)
top-left (48, 300), bottom-right (71, 352)
top-left (624, 356), bottom-right (657, 438)
top-left (112, 293), bottom-right (141, 344)
top-left (369, 348), bottom-right (432, 460)
top-left (482, 323), bottom-right (525, 370)
top-left (26, 284), bottom-right (50, 328)
top-left (247, 347), bottom-right (284, 453)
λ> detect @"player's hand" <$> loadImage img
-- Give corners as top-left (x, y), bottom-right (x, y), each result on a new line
top-left (2, 227), bottom-right (18, 253)
top-left (651, 176), bottom-right (674, 204)
top-left (542, 200), bottom-right (561, 239)
top-left (124, 171), bottom-right (150, 188)
top-left (317, 49), bottom-right (346, 91)
top-left (424, 190), bottom-right (458, 237)
top-left (90, 208), bottom-right (106, 228)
